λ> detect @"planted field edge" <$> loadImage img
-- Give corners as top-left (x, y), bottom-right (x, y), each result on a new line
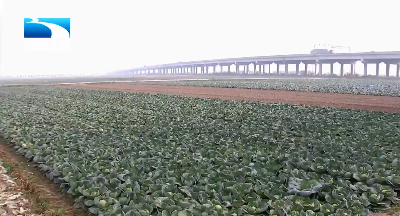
top-left (123, 79), bottom-right (400, 97)
top-left (0, 88), bottom-right (400, 215)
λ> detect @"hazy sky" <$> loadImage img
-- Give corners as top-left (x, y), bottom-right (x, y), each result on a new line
top-left (0, 0), bottom-right (399, 76)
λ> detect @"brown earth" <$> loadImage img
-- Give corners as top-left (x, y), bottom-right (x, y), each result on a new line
top-left (63, 83), bottom-right (400, 113)
top-left (0, 141), bottom-right (89, 216)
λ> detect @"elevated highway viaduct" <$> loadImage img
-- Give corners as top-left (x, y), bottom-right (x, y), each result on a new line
top-left (120, 51), bottom-right (400, 77)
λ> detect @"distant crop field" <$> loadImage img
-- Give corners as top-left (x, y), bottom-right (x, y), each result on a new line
top-left (0, 86), bottom-right (399, 215)
top-left (132, 79), bottom-right (400, 97)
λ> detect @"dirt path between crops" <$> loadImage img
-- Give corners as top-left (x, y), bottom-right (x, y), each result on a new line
top-left (64, 83), bottom-right (400, 113)
top-left (0, 141), bottom-right (89, 216)
top-left (0, 159), bottom-right (34, 215)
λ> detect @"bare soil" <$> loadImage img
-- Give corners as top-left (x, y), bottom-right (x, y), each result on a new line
top-left (64, 83), bottom-right (400, 113)
top-left (0, 160), bottom-right (33, 215)
top-left (0, 141), bottom-right (89, 216)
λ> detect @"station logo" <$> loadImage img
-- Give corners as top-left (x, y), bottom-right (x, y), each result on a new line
top-left (24, 18), bottom-right (70, 38)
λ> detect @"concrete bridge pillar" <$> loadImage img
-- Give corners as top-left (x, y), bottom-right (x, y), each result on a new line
top-left (340, 63), bottom-right (344, 76)
top-left (350, 63), bottom-right (354, 75)
top-left (245, 65), bottom-right (248, 74)
top-left (261, 65), bottom-right (265, 74)
top-left (304, 64), bottom-right (308, 75)
top-left (228, 65), bottom-right (231, 73)
top-left (376, 63), bottom-right (379, 76)
top-left (314, 62), bottom-right (318, 75)
top-left (330, 63), bottom-right (334, 76)
top-left (397, 64), bottom-right (400, 78)
top-left (236, 64), bottom-right (239, 73)
top-left (276, 64), bottom-right (280, 74)
top-left (295, 63), bottom-right (299, 75)
top-left (319, 63), bottom-right (323, 76)
top-left (213, 65), bottom-right (216, 73)
top-left (268, 64), bottom-right (271, 74)
top-left (285, 63), bottom-right (289, 75)
top-left (363, 63), bottom-right (368, 76)
top-left (386, 63), bottom-right (390, 77)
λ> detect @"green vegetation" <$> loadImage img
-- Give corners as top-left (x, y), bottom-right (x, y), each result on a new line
top-left (132, 79), bottom-right (400, 96)
top-left (0, 86), bottom-right (400, 215)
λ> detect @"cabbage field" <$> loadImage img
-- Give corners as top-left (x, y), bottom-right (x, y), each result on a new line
top-left (132, 79), bottom-right (400, 97)
top-left (0, 86), bottom-right (400, 216)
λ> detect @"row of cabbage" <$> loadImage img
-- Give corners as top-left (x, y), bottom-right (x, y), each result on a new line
top-left (0, 86), bottom-right (399, 216)
top-left (132, 79), bottom-right (400, 97)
